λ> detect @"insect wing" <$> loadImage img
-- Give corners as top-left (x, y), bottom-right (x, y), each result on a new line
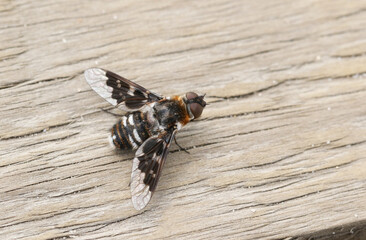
top-left (131, 130), bottom-right (176, 210)
top-left (84, 68), bottom-right (162, 111)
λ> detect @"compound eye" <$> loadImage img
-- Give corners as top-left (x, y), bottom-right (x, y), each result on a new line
top-left (190, 102), bottom-right (204, 119)
top-left (186, 92), bottom-right (199, 100)
top-left (185, 92), bottom-right (206, 119)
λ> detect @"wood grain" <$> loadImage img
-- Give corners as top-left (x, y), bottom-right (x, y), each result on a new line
top-left (1, 0), bottom-right (366, 239)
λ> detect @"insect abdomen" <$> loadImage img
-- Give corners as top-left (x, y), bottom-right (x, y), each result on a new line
top-left (110, 112), bottom-right (152, 150)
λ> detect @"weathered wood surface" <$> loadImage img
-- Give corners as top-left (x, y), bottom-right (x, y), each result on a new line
top-left (1, 0), bottom-right (366, 239)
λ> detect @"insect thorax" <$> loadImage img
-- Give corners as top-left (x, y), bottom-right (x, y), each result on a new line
top-left (110, 98), bottom-right (188, 150)
top-left (153, 98), bottom-right (188, 130)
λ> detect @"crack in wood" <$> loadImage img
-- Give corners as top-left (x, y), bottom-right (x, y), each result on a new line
top-left (1, 121), bottom-right (73, 141)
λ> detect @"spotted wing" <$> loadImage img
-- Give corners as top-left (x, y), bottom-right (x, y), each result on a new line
top-left (84, 68), bottom-right (162, 111)
top-left (131, 130), bottom-right (176, 210)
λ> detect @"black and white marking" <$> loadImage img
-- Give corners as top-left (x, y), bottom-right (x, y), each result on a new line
top-left (131, 131), bottom-right (176, 210)
top-left (84, 68), bottom-right (162, 111)
top-left (109, 112), bottom-right (155, 150)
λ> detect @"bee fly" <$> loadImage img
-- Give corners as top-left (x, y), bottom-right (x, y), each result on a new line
top-left (84, 68), bottom-right (206, 210)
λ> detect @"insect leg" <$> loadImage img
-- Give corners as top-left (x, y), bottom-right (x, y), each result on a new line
top-left (174, 135), bottom-right (190, 154)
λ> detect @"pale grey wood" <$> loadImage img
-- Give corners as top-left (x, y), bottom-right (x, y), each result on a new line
top-left (1, 0), bottom-right (366, 239)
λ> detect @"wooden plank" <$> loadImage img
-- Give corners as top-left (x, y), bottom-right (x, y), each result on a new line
top-left (1, 0), bottom-right (366, 239)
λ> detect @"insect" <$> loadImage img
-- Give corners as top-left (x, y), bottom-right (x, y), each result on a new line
top-left (84, 68), bottom-right (206, 210)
